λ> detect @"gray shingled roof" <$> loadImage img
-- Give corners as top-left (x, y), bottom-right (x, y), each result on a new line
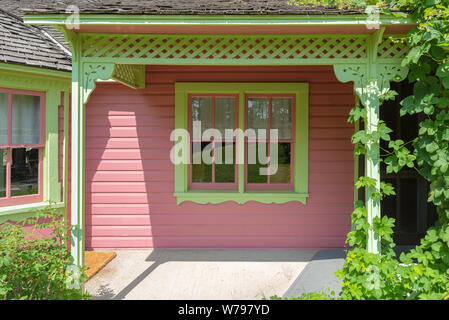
top-left (0, 9), bottom-right (71, 72)
top-left (2, 0), bottom-right (70, 51)
top-left (20, 0), bottom-right (362, 15)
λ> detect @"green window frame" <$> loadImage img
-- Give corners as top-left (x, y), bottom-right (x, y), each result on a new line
top-left (174, 82), bottom-right (309, 205)
top-left (0, 64), bottom-right (70, 222)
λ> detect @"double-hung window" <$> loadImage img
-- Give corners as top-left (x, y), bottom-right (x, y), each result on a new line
top-left (0, 89), bottom-right (45, 206)
top-left (174, 83), bottom-right (309, 205)
top-left (246, 95), bottom-right (295, 190)
top-left (189, 94), bottom-right (238, 190)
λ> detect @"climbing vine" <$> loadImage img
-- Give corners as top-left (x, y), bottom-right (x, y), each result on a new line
top-left (289, 0), bottom-right (449, 299)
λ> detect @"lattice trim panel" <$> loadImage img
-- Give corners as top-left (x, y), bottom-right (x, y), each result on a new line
top-left (81, 34), bottom-right (369, 64)
top-left (377, 35), bottom-right (409, 61)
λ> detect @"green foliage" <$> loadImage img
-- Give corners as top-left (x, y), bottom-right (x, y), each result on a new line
top-left (348, 0), bottom-right (449, 300)
top-left (352, 121), bottom-right (393, 145)
top-left (291, 0), bottom-right (449, 300)
top-left (270, 292), bottom-right (333, 300)
top-left (0, 208), bottom-right (90, 300)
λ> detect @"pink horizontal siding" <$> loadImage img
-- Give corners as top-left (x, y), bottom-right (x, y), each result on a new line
top-left (83, 65), bottom-right (354, 249)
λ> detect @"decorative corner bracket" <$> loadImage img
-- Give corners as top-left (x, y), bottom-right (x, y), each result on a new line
top-left (112, 64), bottom-right (146, 90)
top-left (82, 63), bottom-right (146, 104)
top-left (333, 28), bottom-right (409, 100)
top-left (82, 63), bottom-right (115, 104)
top-left (333, 62), bottom-right (408, 103)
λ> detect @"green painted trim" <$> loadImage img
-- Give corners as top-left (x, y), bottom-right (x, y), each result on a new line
top-left (0, 202), bottom-right (65, 224)
top-left (0, 63), bottom-right (71, 79)
top-left (24, 13), bottom-right (415, 26)
top-left (63, 91), bottom-right (70, 207)
top-left (68, 30), bottom-right (86, 269)
top-left (295, 83), bottom-right (309, 195)
top-left (175, 82), bottom-right (309, 93)
top-left (0, 67), bottom-right (70, 92)
top-left (175, 191), bottom-right (309, 205)
top-left (43, 90), bottom-right (62, 204)
top-left (81, 57), bottom-right (367, 66)
top-left (174, 82), bottom-right (309, 205)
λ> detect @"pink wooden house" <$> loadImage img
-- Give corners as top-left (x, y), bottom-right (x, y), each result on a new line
top-left (0, 1), bottom-right (437, 268)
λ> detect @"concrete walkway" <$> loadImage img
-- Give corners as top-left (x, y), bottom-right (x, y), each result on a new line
top-left (283, 249), bottom-right (346, 298)
top-left (85, 249), bottom-right (344, 300)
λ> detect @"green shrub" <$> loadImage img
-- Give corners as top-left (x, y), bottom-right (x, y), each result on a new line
top-left (271, 292), bottom-right (333, 300)
top-left (0, 208), bottom-right (89, 300)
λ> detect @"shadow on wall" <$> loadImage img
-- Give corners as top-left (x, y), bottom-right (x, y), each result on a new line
top-left (85, 82), bottom-right (156, 249)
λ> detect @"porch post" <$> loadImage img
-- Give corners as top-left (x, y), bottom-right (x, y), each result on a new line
top-left (70, 32), bottom-right (85, 268)
top-left (364, 30), bottom-right (383, 254)
top-left (334, 29), bottom-right (408, 254)
top-left (359, 79), bottom-right (382, 253)
top-left (64, 30), bottom-right (116, 268)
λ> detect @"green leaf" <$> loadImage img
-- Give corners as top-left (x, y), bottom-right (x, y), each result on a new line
top-left (425, 142), bottom-right (439, 153)
top-left (431, 242), bottom-right (443, 252)
top-left (436, 62), bottom-right (449, 79)
top-left (400, 95), bottom-right (420, 116)
top-left (442, 78), bottom-right (449, 89)
top-left (437, 97), bottom-right (449, 109)
top-left (348, 107), bottom-right (367, 123)
top-left (380, 182), bottom-right (396, 196)
top-left (404, 46), bottom-right (423, 65)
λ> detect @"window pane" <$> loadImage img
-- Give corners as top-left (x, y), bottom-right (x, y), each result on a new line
top-left (192, 97), bottom-right (212, 137)
top-left (248, 98), bottom-right (269, 134)
top-left (0, 93), bottom-right (7, 145)
top-left (215, 142), bottom-right (235, 183)
top-left (271, 98), bottom-right (292, 140)
top-left (12, 94), bottom-right (40, 145)
top-left (247, 142), bottom-right (268, 183)
top-left (11, 148), bottom-right (39, 197)
top-left (271, 143), bottom-right (291, 183)
top-left (192, 142), bottom-right (212, 183)
top-left (0, 149), bottom-right (6, 198)
top-left (215, 98), bottom-right (235, 137)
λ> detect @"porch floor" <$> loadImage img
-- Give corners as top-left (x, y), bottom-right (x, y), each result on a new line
top-left (85, 249), bottom-right (345, 300)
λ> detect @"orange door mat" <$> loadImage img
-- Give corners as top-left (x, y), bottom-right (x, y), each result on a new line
top-left (84, 251), bottom-right (117, 280)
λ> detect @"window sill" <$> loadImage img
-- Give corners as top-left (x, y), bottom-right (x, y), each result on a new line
top-left (174, 191), bottom-right (309, 205)
top-left (0, 202), bottom-right (65, 223)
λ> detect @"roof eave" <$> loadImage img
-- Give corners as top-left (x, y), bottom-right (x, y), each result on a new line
top-left (23, 13), bottom-right (415, 27)
top-left (0, 62), bottom-right (72, 79)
